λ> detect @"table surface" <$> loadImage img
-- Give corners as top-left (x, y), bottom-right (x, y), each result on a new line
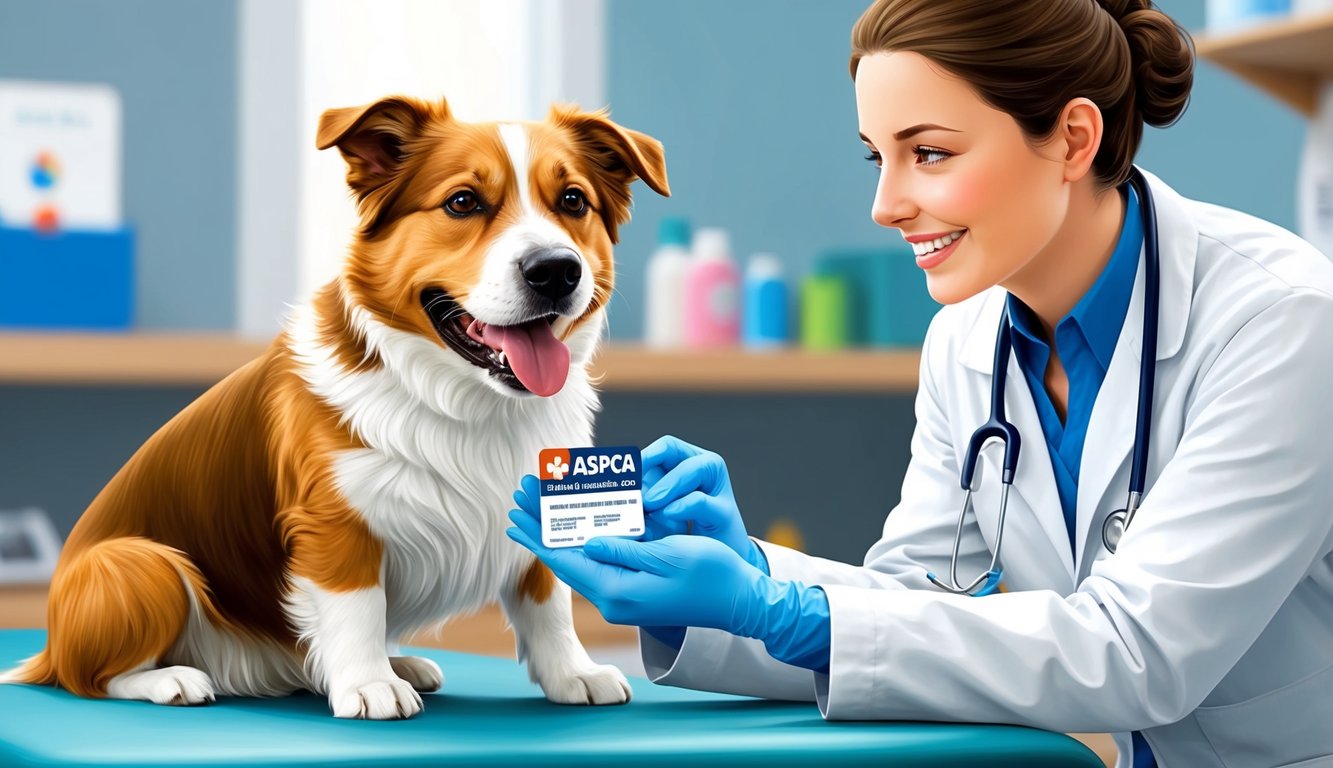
top-left (0, 629), bottom-right (1100, 768)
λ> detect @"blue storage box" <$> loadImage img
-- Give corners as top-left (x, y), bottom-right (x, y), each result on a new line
top-left (0, 225), bottom-right (134, 329)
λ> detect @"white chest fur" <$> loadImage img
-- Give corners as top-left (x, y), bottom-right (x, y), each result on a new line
top-left (286, 296), bottom-right (601, 640)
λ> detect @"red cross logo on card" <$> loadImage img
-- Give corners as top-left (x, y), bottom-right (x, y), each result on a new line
top-left (539, 448), bottom-right (572, 480)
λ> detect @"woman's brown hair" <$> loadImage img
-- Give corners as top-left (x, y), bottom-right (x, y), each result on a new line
top-left (850, 0), bottom-right (1194, 189)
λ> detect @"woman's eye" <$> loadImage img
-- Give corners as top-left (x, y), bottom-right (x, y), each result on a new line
top-left (864, 151), bottom-right (882, 169)
top-left (560, 189), bottom-right (588, 216)
top-left (444, 191), bottom-right (482, 216)
top-left (915, 147), bottom-right (952, 166)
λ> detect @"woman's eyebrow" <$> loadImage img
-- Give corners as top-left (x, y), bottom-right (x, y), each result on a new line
top-left (892, 123), bottom-right (962, 141)
top-left (858, 124), bottom-right (962, 146)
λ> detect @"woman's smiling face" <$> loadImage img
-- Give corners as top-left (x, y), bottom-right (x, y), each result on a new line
top-left (855, 51), bottom-right (1071, 305)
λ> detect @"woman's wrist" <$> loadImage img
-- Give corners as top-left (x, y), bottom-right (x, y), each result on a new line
top-left (731, 574), bottom-right (831, 673)
top-left (745, 536), bottom-right (771, 575)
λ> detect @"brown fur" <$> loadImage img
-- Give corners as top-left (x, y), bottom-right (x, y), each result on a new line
top-left (7, 95), bottom-right (669, 700)
top-left (518, 560), bottom-right (557, 605)
top-left (325, 97), bottom-right (667, 346)
top-left (6, 341), bottom-right (385, 691)
top-left (313, 281), bottom-right (382, 374)
top-left (41, 537), bottom-right (224, 697)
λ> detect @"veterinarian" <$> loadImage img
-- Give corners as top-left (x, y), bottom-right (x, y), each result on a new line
top-left (507, 1), bottom-right (1333, 765)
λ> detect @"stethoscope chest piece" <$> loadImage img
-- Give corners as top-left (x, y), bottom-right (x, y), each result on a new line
top-left (1102, 490), bottom-right (1144, 555)
top-left (1102, 510), bottom-right (1127, 554)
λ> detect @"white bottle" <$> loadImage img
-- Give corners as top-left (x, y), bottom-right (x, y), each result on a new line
top-left (644, 217), bottom-right (692, 348)
top-left (1298, 80), bottom-right (1333, 261)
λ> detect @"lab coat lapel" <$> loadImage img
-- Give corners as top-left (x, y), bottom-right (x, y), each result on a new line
top-left (1074, 168), bottom-right (1198, 574)
top-left (963, 291), bottom-right (1077, 586)
top-left (1000, 349), bottom-right (1078, 584)
top-left (1074, 268), bottom-right (1140, 575)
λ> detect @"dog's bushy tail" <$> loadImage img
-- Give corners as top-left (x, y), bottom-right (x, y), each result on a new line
top-left (0, 647), bottom-right (57, 686)
top-left (1, 537), bottom-right (210, 697)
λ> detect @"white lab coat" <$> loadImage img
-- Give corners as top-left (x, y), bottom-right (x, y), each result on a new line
top-left (639, 170), bottom-right (1333, 768)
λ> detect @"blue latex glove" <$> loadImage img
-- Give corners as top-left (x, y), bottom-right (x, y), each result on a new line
top-left (511, 473), bottom-right (685, 644)
top-left (641, 435), bottom-right (768, 573)
top-left (507, 509), bottom-right (831, 672)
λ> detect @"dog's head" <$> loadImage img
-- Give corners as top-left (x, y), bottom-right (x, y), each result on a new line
top-left (316, 96), bottom-right (669, 398)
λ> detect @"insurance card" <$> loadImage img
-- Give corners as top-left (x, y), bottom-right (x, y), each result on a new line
top-left (538, 446), bottom-right (644, 548)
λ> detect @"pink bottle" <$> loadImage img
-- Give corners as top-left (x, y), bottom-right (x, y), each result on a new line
top-left (683, 228), bottom-right (741, 347)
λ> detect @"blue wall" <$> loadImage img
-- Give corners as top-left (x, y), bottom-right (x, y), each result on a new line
top-left (0, 0), bottom-right (1314, 563)
top-left (0, 0), bottom-right (237, 330)
top-left (0, 0), bottom-right (1304, 335)
top-left (604, 0), bottom-right (1307, 341)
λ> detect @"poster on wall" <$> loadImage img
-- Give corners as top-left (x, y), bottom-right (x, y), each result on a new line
top-left (0, 80), bottom-right (121, 232)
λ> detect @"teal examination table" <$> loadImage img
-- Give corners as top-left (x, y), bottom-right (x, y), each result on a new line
top-left (0, 629), bottom-right (1101, 767)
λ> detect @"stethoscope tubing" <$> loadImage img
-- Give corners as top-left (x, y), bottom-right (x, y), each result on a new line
top-left (930, 167), bottom-right (1161, 595)
top-left (1125, 167), bottom-right (1160, 531)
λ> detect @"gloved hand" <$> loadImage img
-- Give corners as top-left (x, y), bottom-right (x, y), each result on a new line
top-left (640, 435), bottom-right (767, 573)
top-left (509, 473), bottom-right (686, 644)
top-left (510, 473), bottom-right (544, 532)
top-left (511, 437), bottom-right (763, 568)
top-left (506, 510), bottom-right (831, 672)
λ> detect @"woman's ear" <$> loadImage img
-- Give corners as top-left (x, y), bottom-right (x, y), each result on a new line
top-left (1056, 97), bottom-right (1104, 184)
top-left (316, 96), bottom-right (439, 198)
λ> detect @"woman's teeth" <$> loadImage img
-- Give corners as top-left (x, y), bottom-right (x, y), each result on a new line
top-left (911, 229), bottom-right (966, 256)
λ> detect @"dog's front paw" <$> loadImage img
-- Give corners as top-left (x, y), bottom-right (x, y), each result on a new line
top-left (329, 678), bottom-right (424, 719)
top-left (390, 655), bottom-right (444, 692)
top-left (539, 662), bottom-right (632, 706)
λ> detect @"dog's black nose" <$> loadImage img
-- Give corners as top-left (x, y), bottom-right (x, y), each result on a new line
top-left (519, 247), bottom-right (582, 302)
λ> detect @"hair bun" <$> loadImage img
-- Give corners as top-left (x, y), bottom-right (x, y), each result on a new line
top-left (1102, 0), bottom-right (1195, 126)
top-left (1095, 0), bottom-right (1137, 22)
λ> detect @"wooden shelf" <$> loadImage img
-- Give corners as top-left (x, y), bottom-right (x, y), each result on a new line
top-left (590, 345), bottom-right (919, 393)
top-left (1195, 11), bottom-right (1333, 115)
top-left (0, 333), bottom-right (272, 386)
top-left (0, 333), bottom-right (921, 393)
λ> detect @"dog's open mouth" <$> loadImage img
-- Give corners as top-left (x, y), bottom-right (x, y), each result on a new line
top-left (421, 289), bottom-right (570, 397)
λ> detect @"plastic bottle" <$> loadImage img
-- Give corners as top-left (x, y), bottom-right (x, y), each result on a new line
top-left (742, 253), bottom-right (789, 349)
top-left (1298, 80), bottom-right (1333, 261)
top-left (800, 274), bottom-right (850, 351)
top-left (644, 217), bottom-right (691, 347)
top-left (683, 228), bottom-right (741, 347)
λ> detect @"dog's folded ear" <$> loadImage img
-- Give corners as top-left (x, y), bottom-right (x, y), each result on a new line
top-left (317, 96), bottom-right (439, 198)
top-left (549, 105), bottom-right (670, 199)
top-left (549, 104), bottom-right (669, 243)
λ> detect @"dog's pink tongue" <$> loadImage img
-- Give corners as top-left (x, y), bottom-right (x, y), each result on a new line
top-left (482, 321), bottom-right (570, 397)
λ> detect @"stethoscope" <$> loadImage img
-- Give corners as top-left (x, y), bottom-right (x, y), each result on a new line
top-left (927, 167), bottom-right (1160, 597)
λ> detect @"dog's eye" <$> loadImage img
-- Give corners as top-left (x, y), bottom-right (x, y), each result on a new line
top-left (559, 189), bottom-right (588, 217)
top-left (444, 191), bottom-right (482, 217)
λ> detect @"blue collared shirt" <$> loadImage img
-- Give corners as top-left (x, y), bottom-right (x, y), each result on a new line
top-left (1007, 184), bottom-right (1154, 768)
top-left (1006, 183), bottom-right (1142, 554)
top-left (1002, 181), bottom-right (1151, 768)
top-left (651, 186), bottom-right (1150, 757)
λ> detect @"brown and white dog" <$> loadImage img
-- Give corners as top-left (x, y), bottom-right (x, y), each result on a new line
top-left (0, 95), bottom-right (669, 719)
